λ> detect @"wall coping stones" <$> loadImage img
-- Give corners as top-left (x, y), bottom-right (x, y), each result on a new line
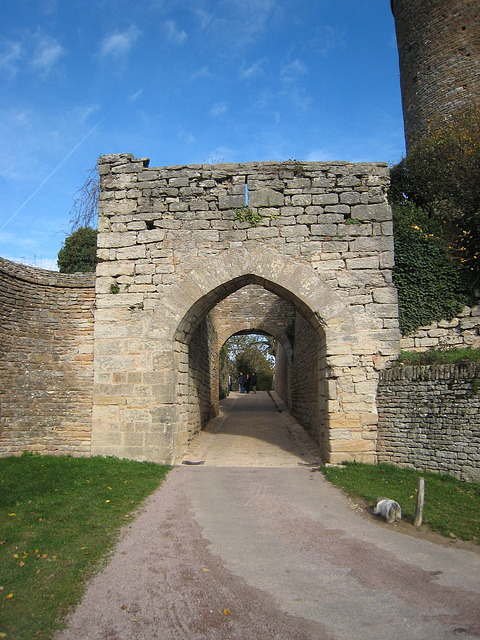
top-left (0, 257), bottom-right (95, 289)
top-left (380, 362), bottom-right (480, 382)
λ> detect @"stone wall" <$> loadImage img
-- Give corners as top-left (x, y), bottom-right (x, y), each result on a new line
top-left (391, 0), bottom-right (480, 151)
top-left (289, 313), bottom-right (328, 452)
top-left (377, 363), bottom-right (480, 482)
top-left (186, 314), bottom-right (218, 444)
top-left (0, 258), bottom-right (95, 456)
top-left (211, 285), bottom-right (295, 350)
top-left (274, 342), bottom-right (290, 405)
top-left (400, 305), bottom-right (480, 352)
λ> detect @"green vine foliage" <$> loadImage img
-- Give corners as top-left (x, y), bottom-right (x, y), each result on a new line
top-left (390, 105), bottom-right (480, 287)
top-left (234, 207), bottom-right (263, 227)
top-left (392, 203), bottom-right (473, 334)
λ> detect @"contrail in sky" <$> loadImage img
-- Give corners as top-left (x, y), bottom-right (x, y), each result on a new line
top-left (0, 118), bottom-right (105, 234)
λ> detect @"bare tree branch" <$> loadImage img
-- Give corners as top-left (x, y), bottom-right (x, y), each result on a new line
top-left (68, 165), bottom-right (99, 232)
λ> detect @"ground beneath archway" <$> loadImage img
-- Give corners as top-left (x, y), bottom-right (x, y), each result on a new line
top-left (182, 391), bottom-right (322, 467)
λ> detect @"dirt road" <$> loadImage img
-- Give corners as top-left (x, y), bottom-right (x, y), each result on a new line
top-left (56, 393), bottom-right (480, 640)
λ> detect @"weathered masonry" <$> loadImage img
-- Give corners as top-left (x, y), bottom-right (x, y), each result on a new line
top-left (0, 259), bottom-right (95, 455)
top-left (90, 154), bottom-right (400, 464)
top-left (377, 363), bottom-right (480, 483)
top-left (391, 0), bottom-right (480, 152)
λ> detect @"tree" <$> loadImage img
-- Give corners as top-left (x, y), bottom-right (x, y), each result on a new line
top-left (221, 334), bottom-right (276, 392)
top-left (68, 165), bottom-right (99, 231)
top-left (390, 104), bottom-right (480, 286)
top-left (57, 166), bottom-right (99, 273)
top-left (57, 226), bottom-right (98, 273)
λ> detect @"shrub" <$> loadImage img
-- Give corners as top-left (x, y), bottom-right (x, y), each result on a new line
top-left (390, 104), bottom-right (480, 287)
top-left (57, 226), bottom-right (98, 273)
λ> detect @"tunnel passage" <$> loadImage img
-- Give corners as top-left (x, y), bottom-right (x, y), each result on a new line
top-left (174, 279), bottom-right (329, 460)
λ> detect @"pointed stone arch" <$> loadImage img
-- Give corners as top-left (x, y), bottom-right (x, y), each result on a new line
top-left (149, 245), bottom-right (356, 346)
top-left (143, 246), bottom-right (361, 463)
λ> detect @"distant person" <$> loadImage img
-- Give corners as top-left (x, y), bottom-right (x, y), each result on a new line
top-left (228, 375), bottom-right (233, 392)
top-left (239, 372), bottom-right (246, 393)
top-left (245, 374), bottom-right (251, 393)
top-left (250, 372), bottom-right (257, 393)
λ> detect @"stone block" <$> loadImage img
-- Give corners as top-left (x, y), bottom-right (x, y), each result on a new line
top-left (313, 193), bottom-right (339, 205)
top-left (169, 177), bottom-right (190, 187)
top-left (280, 225), bottom-right (308, 238)
top-left (137, 229), bottom-right (166, 244)
top-left (97, 231), bottom-right (137, 249)
top-left (248, 188), bottom-right (284, 207)
top-left (311, 224), bottom-right (338, 236)
top-left (351, 204), bottom-right (391, 222)
top-left (324, 204), bottom-right (350, 214)
top-left (350, 237), bottom-right (394, 253)
top-left (280, 206), bottom-right (303, 216)
top-left (372, 287), bottom-right (398, 304)
top-left (379, 251), bottom-right (395, 269)
top-left (291, 194), bottom-right (311, 206)
top-left (247, 227), bottom-right (279, 239)
top-left (340, 192), bottom-right (361, 205)
top-left (219, 195), bottom-right (246, 209)
top-left (115, 245), bottom-right (146, 260)
top-left (346, 257), bottom-right (379, 270)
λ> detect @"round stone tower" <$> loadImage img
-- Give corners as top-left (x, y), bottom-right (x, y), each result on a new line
top-left (391, 0), bottom-right (480, 152)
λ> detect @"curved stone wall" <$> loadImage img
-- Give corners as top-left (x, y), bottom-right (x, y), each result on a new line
top-left (0, 258), bottom-right (95, 456)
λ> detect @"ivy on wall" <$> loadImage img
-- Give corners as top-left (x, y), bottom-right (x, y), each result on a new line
top-left (392, 203), bottom-right (472, 334)
top-left (389, 105), bottom-right (480, 335)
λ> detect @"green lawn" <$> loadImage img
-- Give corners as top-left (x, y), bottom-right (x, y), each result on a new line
top-left (395, 346), bottom-right (480, 366)
top-left (321, 462), bottom-right (480, 543)
top-left (0, 453), bottom-right (169, 640)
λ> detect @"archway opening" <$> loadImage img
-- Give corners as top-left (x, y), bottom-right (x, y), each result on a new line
top-left (175, 280), bottom-right (329, 460)
top-left (220, 331), bottom-right (277, 396)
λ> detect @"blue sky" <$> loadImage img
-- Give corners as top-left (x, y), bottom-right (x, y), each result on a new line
top-left (0, 0), bottom-right (405, 270)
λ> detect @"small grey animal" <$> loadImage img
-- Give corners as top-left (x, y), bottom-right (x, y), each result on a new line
top-left (373, 497), bottom-right (402, 523)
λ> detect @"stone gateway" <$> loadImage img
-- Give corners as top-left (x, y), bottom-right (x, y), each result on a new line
top-left (89, 154), bottom-right (400, 464)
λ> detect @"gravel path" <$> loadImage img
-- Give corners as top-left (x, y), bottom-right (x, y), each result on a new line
top-left (55, 393), bottom-right (480, 640)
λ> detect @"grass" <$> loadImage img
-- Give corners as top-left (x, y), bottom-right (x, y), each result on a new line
top-left (395, 346), bottom-right (480, 366)
top-left (321, 462), bottom-right (480, 543)
top-left (0, 453), bottom-right (170, 640)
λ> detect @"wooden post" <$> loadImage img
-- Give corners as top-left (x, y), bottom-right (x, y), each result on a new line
top-left (414, 477), bottom-right (425, 527)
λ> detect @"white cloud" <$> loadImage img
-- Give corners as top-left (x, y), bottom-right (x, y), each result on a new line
top-left (310, 25), bottom-right (345, 58)
top-left (191, 65), bottom-right (213, 80)
top-left (0, 31), bottom-right (64, 78)
top-left (164, 21), bottom-right (187, 45)
top-left (74, 104), bottom-right (100, 123)
top-left (210, 101), bottom-right (227, 117)
top-left (281, 58), bottom-right (307, 79)
top-left (179, 129), bottom-right (196, 145)
top-left (239, 58), bottom-right (266, 81)
top-left (306, 149), bottom-right (333, 162)
top-left (40, 0), bottom-right (58, 16)
top-left (194, 9), bottom-right (213, 30)
top-left (0, 40), bottom-right (23, 77)
top-left (100, 25), bottom-right (141, 59)
top-left (192, 0), bottom-right (279, 52)
top-left (32, 34), bottom-right (65, 75)
top-left (129, 89), bottom-right (143, 102)
top-left (226, 0), bottom-right (278, 44)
